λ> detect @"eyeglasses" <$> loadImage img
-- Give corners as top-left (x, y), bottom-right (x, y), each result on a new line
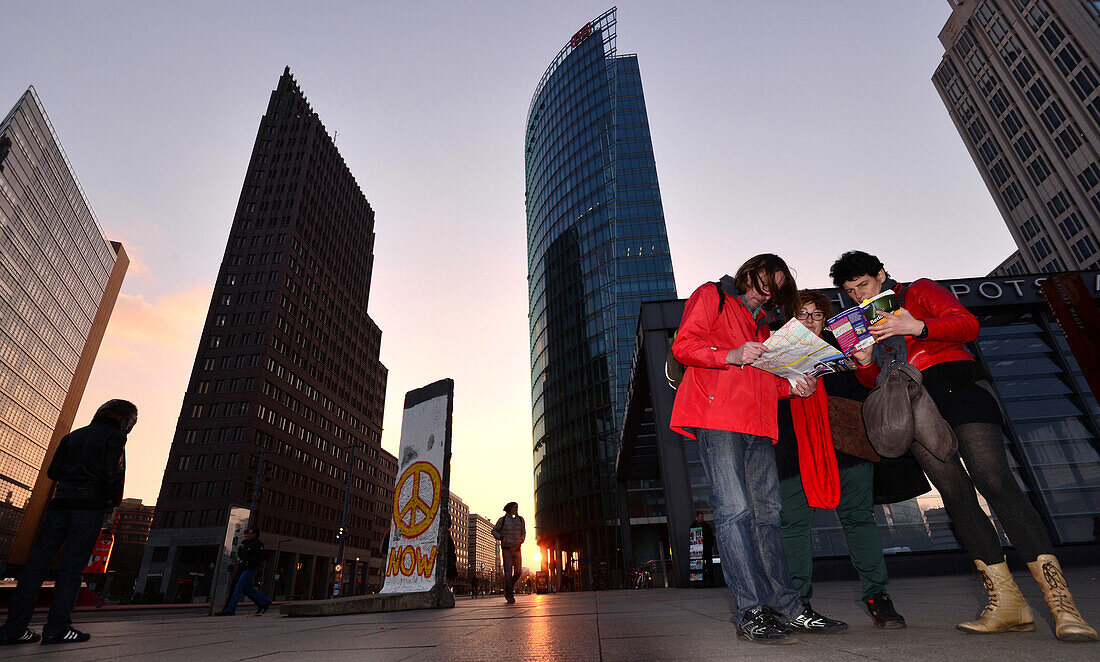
top-left (796, 311), bottom-right (825, 320)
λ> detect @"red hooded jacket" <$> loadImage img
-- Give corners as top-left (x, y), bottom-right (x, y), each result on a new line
top-left (855, 278), bottom-right (980, 388)
top-left (670, 283), bottom-right (790, 440)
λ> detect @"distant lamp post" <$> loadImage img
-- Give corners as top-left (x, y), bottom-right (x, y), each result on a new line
top-left (273, 537), bottom-right (291, 598)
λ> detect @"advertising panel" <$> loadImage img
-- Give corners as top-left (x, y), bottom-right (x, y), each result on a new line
top-left (209, 506), bottom-right (250, 613)
top-left (381, 379), bottom-right (453, 594)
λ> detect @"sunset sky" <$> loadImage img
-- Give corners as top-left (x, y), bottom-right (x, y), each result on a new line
top-left (0, 1), bottom-right (1018, 525)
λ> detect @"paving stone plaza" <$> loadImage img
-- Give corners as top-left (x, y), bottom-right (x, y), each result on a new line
top-left (3, 564), bottom-right (1096, 661)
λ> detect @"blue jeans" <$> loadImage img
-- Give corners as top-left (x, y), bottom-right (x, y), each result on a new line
top-left (0, 508), bottom-right (103, 638)
top-left (692, 428), bottom-right (801, 623)
top-left (224, 570), bottom-right (270, 613)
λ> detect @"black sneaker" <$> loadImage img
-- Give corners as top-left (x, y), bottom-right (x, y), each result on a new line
top-left (40, 627), bottom-right (90, 645)
top-left (866, 592), bottom-right (906, 629)
top-left (213, 609), bottom-right (235, 616)
top-left (255, 602), bottom-right (270, 615)
top-left (737, 607), bottom-right (797, 644)
top-left (763, 606), bottom-right (795, 634)
top-left (0, 629), bottom-right (40, 645)
top-left (789, 603), bottom-right (849, 633)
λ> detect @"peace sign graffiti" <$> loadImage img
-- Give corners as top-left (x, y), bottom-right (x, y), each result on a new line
top-left (392, 461), bottom-right (442, 538)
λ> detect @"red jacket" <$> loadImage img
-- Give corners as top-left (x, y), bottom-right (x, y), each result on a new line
top-left (670, 283), bottom-right (789, 440)
top-left (855, 278), bottom-right (979, 388)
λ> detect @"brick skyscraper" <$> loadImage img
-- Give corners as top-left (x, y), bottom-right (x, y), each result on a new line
top-left (137, 68), bottom-right (396, 602)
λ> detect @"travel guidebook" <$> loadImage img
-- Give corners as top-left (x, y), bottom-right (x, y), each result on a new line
top-left (750, 317), bottom-right (854, 383)
top-left (825, 290), bottom-right (901, 355)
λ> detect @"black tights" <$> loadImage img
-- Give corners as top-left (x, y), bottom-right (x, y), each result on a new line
top-left (910, 422), bottom-right (1052, 564)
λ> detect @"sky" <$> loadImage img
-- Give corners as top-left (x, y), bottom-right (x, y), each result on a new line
top-left (0, 1), bottom-right (1018, 528)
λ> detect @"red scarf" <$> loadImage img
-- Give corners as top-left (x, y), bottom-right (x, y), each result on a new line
top-left (789, 383), bottom-right (840, 509)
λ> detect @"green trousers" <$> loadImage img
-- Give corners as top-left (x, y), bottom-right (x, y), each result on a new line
top-left (779, 460), bottom-right (889, 602)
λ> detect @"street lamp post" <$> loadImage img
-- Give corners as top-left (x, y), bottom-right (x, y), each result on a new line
top-left (334, 443), bottom-right (356, 597)
top-left (272, 537), bottom-right (290, 598)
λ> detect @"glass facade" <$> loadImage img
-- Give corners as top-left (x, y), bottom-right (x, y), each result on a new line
top-left (0, 88), bottom-right (118, 559)
top-left (527, 8), bottom-right (676, 584)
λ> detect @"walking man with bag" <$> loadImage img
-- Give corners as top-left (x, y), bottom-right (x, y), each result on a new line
top-left (492, 502), bottom-right (525, 604)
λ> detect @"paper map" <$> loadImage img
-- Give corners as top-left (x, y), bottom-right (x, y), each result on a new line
top-left (750, 318), bottom-right (853, 383)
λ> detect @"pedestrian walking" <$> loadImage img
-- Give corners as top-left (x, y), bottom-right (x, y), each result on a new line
top-left (832, 250), bottom-right (1095, 642)
top-left (669, 254), bottom-right (817, 645)
top-left (0, 400), bottom-right (137, 646)
top-left (492, 502), bottom-right (525, 604)
top-left (776, 288), bottom-right (907, 632)
top-left (214, 528), bottom-right (273, 616)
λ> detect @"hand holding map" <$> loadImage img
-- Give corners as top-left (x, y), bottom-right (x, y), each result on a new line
top-left (750, 318), bottom-right (854, 384)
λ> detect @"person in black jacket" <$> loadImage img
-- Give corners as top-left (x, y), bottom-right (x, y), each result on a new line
top-left (0, 399), bottom-right (136, 646)
top-left (215, 528), bottom-right (272, 616)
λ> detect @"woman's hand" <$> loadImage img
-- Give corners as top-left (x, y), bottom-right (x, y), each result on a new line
top-left (789, 375), bottom-right (817, 398)
top-left (868, 307), bottom-right (926, 341)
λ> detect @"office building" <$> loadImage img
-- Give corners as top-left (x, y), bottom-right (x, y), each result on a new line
top-left (0, 87), bottom-right (128, 564)
top-left (468, 513), bottom-right (501, 593)
top-left (525, 7), bottom-right (677, 588)
top-left (137, 68), bottom-right (396, 603)
top-left (618, 271), bottom-right (1100, 585)
top-left (447, 492), bottom-right (469, 592)
top-left (933, 0), bottom-right (1100, 273)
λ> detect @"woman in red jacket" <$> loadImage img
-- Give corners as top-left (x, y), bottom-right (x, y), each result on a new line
top-left (830, 250), bottom-right (1094, 643)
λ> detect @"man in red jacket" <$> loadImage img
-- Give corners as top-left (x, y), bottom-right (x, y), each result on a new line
top-left (671, 254), bottom-right (817, 645)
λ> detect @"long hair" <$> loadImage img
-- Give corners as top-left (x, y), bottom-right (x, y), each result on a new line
top-left (733, 253), bottom-right (799, 319)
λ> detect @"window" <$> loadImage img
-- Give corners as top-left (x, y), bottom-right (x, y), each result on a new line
top-left (1012, 131), bottom-right (1037, 161)
top-left (1046, 190), bottom-right (1072, 217)
top-left (1054, 126), bottom-right (1082, 157)
top-left (1055, 42), bottom-right (1082, 77)
top-left (209, 336), bottom-right (222, 348)
top-left (1071, 66), bottom-right (1098, 101)
top-left (1059, 213), bottom-right (1085, 239)
top-left (1077, 163), bottom-right (1100, 191)
top-left (1071, 235), bottom-right (1097, 262)
top-left (1030, 236), bottom-right (1053, 261)
top-left (1026, 153), bottom-right (1052, 185)
top-left (213, 314), bottom-right (226, 327)
top-left (1040, 100), bottom-right (1066, 134)
top-left (224, 274), bottom-right (238, 286)
top-left (1020, 217), bottom-right (1041, 240)
top-left (218, 294), bottom-right (232, 306)
top-left (1025, 78), bottom-right (1051, 109)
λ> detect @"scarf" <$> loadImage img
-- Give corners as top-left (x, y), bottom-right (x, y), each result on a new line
top-left (789, 381), bottom-right (840, 509)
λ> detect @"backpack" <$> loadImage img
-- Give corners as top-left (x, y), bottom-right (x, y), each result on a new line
top-left (665, 282), bottom-right (725, 390)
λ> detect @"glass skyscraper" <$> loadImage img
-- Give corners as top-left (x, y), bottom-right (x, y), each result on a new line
top-left (526, 8), bottom-right (677, 586)
top-left (0, 88), bottom-right (128, 564)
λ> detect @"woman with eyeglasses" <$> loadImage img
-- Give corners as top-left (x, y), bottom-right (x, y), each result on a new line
top-left (774, 289), bottom-right (906, 632)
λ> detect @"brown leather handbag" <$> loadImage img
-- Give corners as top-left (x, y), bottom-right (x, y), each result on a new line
top-left (827, 396), bottom-right (880, 463)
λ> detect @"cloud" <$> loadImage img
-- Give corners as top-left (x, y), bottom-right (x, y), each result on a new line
top-left (72, 284), bottom-right (213, 505)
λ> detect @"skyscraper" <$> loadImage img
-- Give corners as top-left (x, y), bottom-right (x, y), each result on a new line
top-left (525, 8), bottom-right (677, 587)
top-left (137, 68), bottom-right (396, 602)
top-left (0, 88), bottom-right (128, 564)
top-left (933, 0), bottom-right (1100, 273)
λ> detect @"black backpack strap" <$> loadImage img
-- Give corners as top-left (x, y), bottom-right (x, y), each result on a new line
top-left (712, 282), bottom-right (726, 313)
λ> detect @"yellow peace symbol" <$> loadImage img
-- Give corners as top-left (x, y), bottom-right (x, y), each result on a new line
top-left (392, 461), bottom-right (441, 538)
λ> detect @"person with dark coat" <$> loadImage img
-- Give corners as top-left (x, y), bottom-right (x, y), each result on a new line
top-left (492, 502), bottom-right (525, 604)
top-left (833, 250), bottom-right (1095, 642)
top-left (0, 400), bottom-right (137, 646)
top-left (775, 289), bottom-right (905, 633)
top-left (215, 528), bottom-right (272, 616)
top-left (692, 512), bottom-right (715, 587)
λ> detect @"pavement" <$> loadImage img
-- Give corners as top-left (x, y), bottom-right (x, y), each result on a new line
top-left (3, 565), bottom-right (1097, 661)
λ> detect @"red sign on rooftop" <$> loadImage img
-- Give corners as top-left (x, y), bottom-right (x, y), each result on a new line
top-left (570, 23), bottom-right (593, 48)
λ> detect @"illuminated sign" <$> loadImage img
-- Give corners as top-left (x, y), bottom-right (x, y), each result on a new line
top-left (570, 23), bottom-right (593, 49)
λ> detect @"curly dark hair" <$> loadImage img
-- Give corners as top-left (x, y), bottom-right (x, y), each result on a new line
top-left (829, 250), bottom-right (886, 288)
top-left (733, 253), bottom-right (799, 319)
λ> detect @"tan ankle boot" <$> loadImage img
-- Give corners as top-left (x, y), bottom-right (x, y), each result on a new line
top-left (1027, 554), bottom-right (1097, 642)
top-left (957, 559), bottom-right (1035, 634)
